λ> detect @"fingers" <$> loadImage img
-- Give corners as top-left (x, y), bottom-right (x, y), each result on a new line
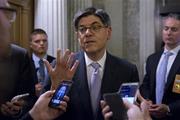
top-left (123, 99), bottom-right (134, 110)
top-left (56, 49), bottom-right (61, 65)
top-left (100, 100), bottom-right (113, 120)
top-left (140, 101), bottom-right (151, 119)
top-left (58, 100), bottom-right (67, 112)
top-left (55, 96), bottom-right (69, 112)
top-left (10, 101), bottom-right (22, 111)
top-left (67, 52), bottom-right (75, 68)
top-left (100, 100), bottom-right (106, 109)
top-left (1, 103), bottom-right (13, 115)
top-left (70, 60), bottom-right (79, 73)
top-left (55, 49), bottom-right (77, 69)
top-left (1, 102), bottom-right (20, 115)
top-left (63, 49), bottom-right (71, 65)
top-left (136, 89), bottom-right (145, 103)
top-left (140, 101), bottom-right (150, 112)
top-left (63, 95), bottom-right (70, 102)
top-left (0, 104), bottom-right (8, 115)
top-left (56, 49), bottom-right (71, 67)
top-left (44, 59), bottom-right (52, 74)
top-left (41, 90), bottom-right (55, 98)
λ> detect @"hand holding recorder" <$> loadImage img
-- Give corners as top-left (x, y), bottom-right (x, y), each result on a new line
top-left (29, 90), bottom-right (69, 120)
top-left (102, 82), bottom-right (139, 120)
top-left (0, 93), bottom-right (30, 117)
top-left (101, 82), bottom-right (152, 120)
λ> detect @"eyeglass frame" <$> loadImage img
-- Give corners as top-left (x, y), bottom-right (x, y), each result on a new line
top-left (0, 7), bottom-right (16, 22)
top-left (77, 22), bottom-right (108, 34)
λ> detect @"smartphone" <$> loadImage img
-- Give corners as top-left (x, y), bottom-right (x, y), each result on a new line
top-left (49, 80), bottom-right (73, 108)
top-left (119, 82), bottom-right (139, 104)
top-left (11, 93), bottom-right (30, 102)
top-left (103, 92), bottom-right (127, 120)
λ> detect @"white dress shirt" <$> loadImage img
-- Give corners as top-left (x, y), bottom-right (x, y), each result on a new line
top-left (156, 45), bottom-right (180, 83)
top-left (84, 51), bottom-right (106, 90)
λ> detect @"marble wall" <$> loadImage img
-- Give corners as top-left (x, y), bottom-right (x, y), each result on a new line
top-left (122, 0), bottom-right (140, 66)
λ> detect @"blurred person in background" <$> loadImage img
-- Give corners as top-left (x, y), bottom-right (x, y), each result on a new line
top-left (0, 0), bottom-right (36, 119)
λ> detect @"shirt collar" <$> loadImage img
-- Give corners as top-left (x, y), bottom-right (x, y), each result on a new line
top-left (84, 51), bottom-right (107, 68)
top-left (164, 45), bottom-right (180, 55)
top-left (32, 53), bottom-right (47, 67)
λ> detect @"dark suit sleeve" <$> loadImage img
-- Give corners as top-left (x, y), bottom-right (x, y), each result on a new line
top-left (16, 51), bottom-right (36, 116)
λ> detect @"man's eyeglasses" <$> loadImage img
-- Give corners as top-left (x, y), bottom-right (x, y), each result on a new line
top-left (77, 24), bottom-right (107, 34)
top-left (0, 7), bottom-right (16, 22)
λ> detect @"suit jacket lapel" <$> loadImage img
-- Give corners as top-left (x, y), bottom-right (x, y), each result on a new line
top-left (74, 51), bottom-right (94, 119)
top-left (101, 53), bottom-right (115, 93)
top-left (151, 51), bottom-right (163, 92)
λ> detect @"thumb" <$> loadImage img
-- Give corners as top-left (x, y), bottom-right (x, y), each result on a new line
top-left (41, 90), bottom-right (55, 98)
top-left (123, 99), bottom-right (134, 109)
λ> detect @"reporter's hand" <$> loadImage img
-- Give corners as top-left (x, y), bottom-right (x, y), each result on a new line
top-left (35, 83), bottom-right (43, 96)
top-left (123, 99), bottom-right (151, 120)
top-left (149, 104), bottom-right (169, 119)
top-left (123, 99), bottom-right (144, 120)
top-left (100, 100), bottom-right (113, 120)
top-left (29, 90), bottom-right (69, 120)
top-left (0, 100), bottom-right (24, 117)
top-left (44, 49), bottom-right (79, 90)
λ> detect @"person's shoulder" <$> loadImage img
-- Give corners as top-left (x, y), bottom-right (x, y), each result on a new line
top-left (11, 44), bottom-right (27, 54)
top-left (146, 50), bottom-right (163, 60)
top-left (47, 54), bottom-right (56, 63)
top-left (10, 44), bottom-right (29, 61)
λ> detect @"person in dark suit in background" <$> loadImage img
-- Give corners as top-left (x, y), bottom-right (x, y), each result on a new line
top-left (139, 11), bottom-right (180, 120)
top-left (0, 0), bottom-right (36, 119)
top-left (45, 7), bottom-right (139, 120)
top-left (29, 28), bottom-right (55, 97)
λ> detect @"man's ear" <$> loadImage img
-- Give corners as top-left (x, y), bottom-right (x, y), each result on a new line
top-left (75, 31), bottom-right (80, 42)
top-left (107, 26), bottom-right (112, 40)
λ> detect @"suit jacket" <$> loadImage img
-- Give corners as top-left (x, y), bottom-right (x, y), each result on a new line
top-left (0, 44), bottom-right (36, 120)
top-left (59, 51), bottom-right (139, 120)
top-left (140, 49), bottom-right (180, 120)
top-left (31, 54), bottom-right (55, 92)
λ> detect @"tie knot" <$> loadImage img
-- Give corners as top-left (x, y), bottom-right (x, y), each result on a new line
top-left (39, 59), bottom-right (44, 65)
top-left (164, 51), bottom-right (173, 57)
top-left (91, 62), bottom-right (100, 70)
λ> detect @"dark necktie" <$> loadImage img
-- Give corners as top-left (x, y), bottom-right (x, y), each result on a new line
top-left (156, 51), bottom-right (173, 104)
top-left (38, 59), bottom-right (45, 83)
top-left (90, 62), bottom-right (101, 117)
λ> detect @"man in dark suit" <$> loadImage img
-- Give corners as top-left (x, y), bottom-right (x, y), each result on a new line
top-left (29, 28), bottom-right (55, 97)
top-left (139, 12), bottom-right (180, 120)
top-left (0, 0), bottom-right (36, 119)
top-left (46, 7), bottom-right (139, 120)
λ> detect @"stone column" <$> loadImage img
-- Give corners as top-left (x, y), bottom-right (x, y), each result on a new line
top-left (139, 0), bottom-right (155, 81)
top-left (34, 0), bottom-right (68, 56)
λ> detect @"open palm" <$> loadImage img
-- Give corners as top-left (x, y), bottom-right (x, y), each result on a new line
top-left (44, 49), bottom-right (79, 90)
